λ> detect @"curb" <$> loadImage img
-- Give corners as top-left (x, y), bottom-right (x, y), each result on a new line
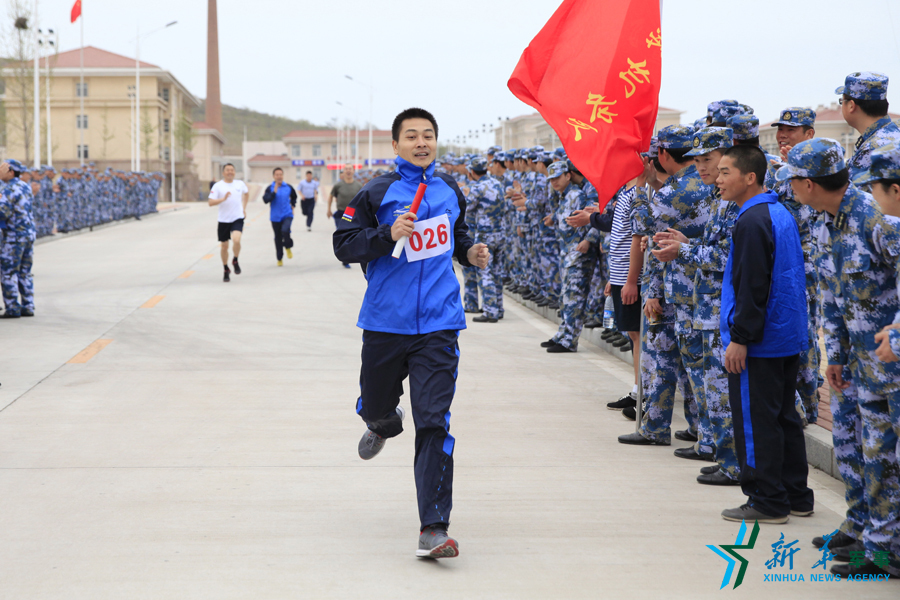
top-left (505, 290), bottom-right (841, 481)
top-left (34, 204), bottom-right (189, 246)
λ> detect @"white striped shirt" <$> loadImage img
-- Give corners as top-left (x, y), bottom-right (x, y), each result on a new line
top-left (608, 187), bottom-right (636, 286)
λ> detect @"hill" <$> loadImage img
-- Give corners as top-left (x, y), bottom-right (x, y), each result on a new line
top-left (193, 101), bottom-right (333, 155)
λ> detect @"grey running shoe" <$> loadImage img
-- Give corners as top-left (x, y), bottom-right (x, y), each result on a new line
top-left (358, 406), bottom-right (405, 460)
top-left (416, 525), bottom-right (459, 558)
top-left (722, 503), bottom-right (788, 524)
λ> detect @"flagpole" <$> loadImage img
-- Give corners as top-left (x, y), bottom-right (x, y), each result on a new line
top-left (79, 8), bottom-right (84, 166)
top-left (33, 0), bottom-right (40, 169)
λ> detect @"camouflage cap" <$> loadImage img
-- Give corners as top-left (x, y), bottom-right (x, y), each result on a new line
top-left (775, 138), bottom-right (846, 182)
top-left (493, 151), bottom-right (507, 162)
top-left (487, 145), bottom-right (501, 154)
top-left (640, 136), bottom-right (659, 158)
top-left (5, 159), bottom-right (25, 172)
top-left (739, 104), bottom-right (755, 115)
top-left (468, 157), bottom-right (488, 172)
top-left (771, 107), bottom-right (816, 128)
top-left (726, 114), bottom-right (760, 140)
top-left (707, 99), bottom-right (739, 118)
top-left (685, 127), bottom-right (734, 157)
top-left (552, 147), bottom-right (567, 159)
top-left (853, 145), bottom-right (900, 186)
top-left (692, 118), bottom-right (708, 131)
top-left (710, 104), bottom-right (744, 125)
top-left (836, 71), bottom-right (889, 101)
top-left (657, 125), bottom-right (695, 150)
top-left (547, 160), bottom-right (569, 179)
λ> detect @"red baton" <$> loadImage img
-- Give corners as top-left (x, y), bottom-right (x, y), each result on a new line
top-left (391, 182), bottom-right (428, 259)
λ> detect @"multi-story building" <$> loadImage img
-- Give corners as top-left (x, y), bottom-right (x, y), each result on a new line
top-left (245, 129), bottom-right (396, 192)
top-left (498, 106), bottom-right (683, 150)
top-left (1, 45), bottom-right (201, 201)
top-left (760, 103), bottom-right (900, 158)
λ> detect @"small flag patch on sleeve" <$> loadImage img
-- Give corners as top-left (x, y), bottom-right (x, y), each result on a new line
top-left (342, 207), bottom-right (356, 221)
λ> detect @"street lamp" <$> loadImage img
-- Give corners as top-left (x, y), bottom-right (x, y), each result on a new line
top-left (345, 75), bottom-right (372, 172)
top-left (37, 28), bottom-right (57, 167)
top-left (127, 85), bottom-right (136, 171)
top-left (134, 20), bottom-right (177, 171)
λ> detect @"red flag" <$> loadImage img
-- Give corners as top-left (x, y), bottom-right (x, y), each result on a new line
top-left (508, 0), bottom-right (662, 209)
top-left (71, 0), bottom-right (82, 23)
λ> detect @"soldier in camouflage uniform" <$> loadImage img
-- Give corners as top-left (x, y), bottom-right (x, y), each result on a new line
top-left (542, 161), bottom-right (598, 352)
top-left (459, 165), bottom-right (480, 313)
top-left (466, 157), bottom-right (506, 323)
top-left (768, 107), bottom-right (822, 424)
top-left (654, 127), bottom-right (741, 484)
top-left (868, 148), bottom-right (900, 374)
top-left (836, 72), bottom-right (900, 182)
top-left (0, 160), bottom-right (36, 318)
top-left (619, 125), bottom-right (713, 447)
top-left (778, 138), bottom-right (900, 578)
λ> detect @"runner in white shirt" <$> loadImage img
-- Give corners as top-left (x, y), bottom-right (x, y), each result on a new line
top-left (208, 163), bottom-right (249, 282)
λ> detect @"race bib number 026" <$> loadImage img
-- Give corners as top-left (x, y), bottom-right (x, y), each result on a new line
top-left (404, 214), bottom-right (452, 263)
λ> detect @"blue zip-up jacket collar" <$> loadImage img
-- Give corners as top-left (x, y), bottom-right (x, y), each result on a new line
top-left (736, 190), bottom-right (777, 217)
top-left (395, 155), bottom-right (435, 186)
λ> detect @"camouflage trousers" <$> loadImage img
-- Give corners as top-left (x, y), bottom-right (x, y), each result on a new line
top-left (537, 236), bottom-right (561, 301)
top-left (0, 235), bottom-right (35, 316)
top-left (638, 311), bottom-right (699, 443)
top-left (478, 234), bottom-right (505, 319)
top-left (462, 264), bottom-right (480, 311)
top-left (585, 254), bottom-right (607, 323)
top-left (699, 328), bottom-right (741, 479)
top-left (796, 292), bottom-right (821, 424)
top-left (830, 370), bottom-right (900, 573)
top-left (551, 249), bottom-right (595, 350)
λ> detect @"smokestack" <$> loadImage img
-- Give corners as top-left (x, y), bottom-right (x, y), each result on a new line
top-left (206, 0), bottom-right (223, 134)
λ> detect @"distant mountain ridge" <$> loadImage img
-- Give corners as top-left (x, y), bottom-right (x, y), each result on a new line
top-left (193, 101), bottom-right (332, 155)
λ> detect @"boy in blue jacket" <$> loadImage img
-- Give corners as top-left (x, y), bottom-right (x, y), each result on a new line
top-left (262, 167), bottom-right (297, 265)
top-left (333, 108), bottom-right (489, 558)
top-left (717, 145), bottom-right (813, 524)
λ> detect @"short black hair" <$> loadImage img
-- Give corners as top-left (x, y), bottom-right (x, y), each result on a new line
top-left (879, 179), bottom-right (900, 192)
top-left (800, 125), bottom-right (815, 134)
top-left (808, 168), bottom-right (850, 192)
top-left (661, 147), bottom-right (692, 164)
top-left (492, 158), bottom-right (507, 167)
top-left (471, 168), bottom-right (487, 176)
top-left (844, 94), bottom-right (890, 118)
top-left (272, 167), bottom-right (283, 175)
top-left (733, 137), bottom-right (761, 147)
top-left (391, 107), bottom-right (438, 142)
top-left (306, 171), bottom-right (312, 175)
top-left (222, 163), bottom-right (235, 171)
top-left (722, 145), bottom-right (767, 186)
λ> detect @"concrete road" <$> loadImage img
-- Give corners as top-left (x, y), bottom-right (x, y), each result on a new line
top-left (0, 203), bottom-right (892, 598)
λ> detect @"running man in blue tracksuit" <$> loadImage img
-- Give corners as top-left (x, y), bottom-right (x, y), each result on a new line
top-left (716, 145), bottom-right (814, 524)
top-left (333, 108), bottom-right (489, 559)
top-left (262, 167), bottom-right (297, 265)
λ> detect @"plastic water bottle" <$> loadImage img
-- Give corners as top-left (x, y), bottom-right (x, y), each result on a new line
top-left (602, 295), bottom-right (615, 329)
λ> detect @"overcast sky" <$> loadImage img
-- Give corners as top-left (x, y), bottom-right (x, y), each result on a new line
top-left (29, 0), bottom-right (900, 148)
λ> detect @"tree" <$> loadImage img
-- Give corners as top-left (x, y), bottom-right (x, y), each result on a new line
top-left (175, 112), bottom-right (194, 157)
top-left (100, 105), bottom-right (115, 159)
top-left (140, 110), bottom-right (155, 162)
top-left (3, 0), bottom-right (36, 163)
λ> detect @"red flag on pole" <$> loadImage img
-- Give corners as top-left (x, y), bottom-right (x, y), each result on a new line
top-left (71, 0), bottom-right (82, 23)
top-left (508, 0), bottom-right (662, 209)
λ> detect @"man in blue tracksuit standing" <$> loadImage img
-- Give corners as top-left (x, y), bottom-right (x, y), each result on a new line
top-left (333, 107), bottom-right (489, 559)
top-left (717, 145), bottom-right (814, 524)
top-left (262, 167), bottom-right (297, 265)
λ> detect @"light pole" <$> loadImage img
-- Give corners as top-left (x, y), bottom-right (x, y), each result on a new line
top-left (134, 20), bottom-right (177, 171)
top-left (32, 0), bottom-right (40, 169)
top-left (345, 75), bottom-right (372, 172)
top-left (37, 28), bottom-right (57, 167)
top-left (127, 85), bottom-right (135, 171)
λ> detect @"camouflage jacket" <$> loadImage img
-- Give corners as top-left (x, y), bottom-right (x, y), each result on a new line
top-left (848, 116), bottom-right (900, 181)
top-left (676, 189), bottom-right (740, 330)
top-left (555, 182), bottom-right (596, 251)
top-left (467, 174), bottom-right (505, 236)
top-left (0, 178), bottom-right (36, 241)
top-left (816, 184), bottom-right (900, 394)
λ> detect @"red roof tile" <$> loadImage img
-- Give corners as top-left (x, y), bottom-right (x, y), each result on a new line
top-left (248, 154), bottom-right (290, 163)
top-left (283, 129), bottom-right (392, 138)
top-left (42, 46), bottom-right (158, 69)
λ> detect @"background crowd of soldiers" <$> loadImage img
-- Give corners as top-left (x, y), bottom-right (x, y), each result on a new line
top-left (440, 70), bottom-right (900, 580)
top-left (1, 160), bottom-right (163, 319)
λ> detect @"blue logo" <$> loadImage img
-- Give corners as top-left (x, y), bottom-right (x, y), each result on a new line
top-left (708, 520), bottom-right (760, 589)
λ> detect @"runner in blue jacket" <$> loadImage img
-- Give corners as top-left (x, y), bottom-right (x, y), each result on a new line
top-left (333, 108), bottom-right (489, 559)
top-left (262, 167), bottom-right (297, 265)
